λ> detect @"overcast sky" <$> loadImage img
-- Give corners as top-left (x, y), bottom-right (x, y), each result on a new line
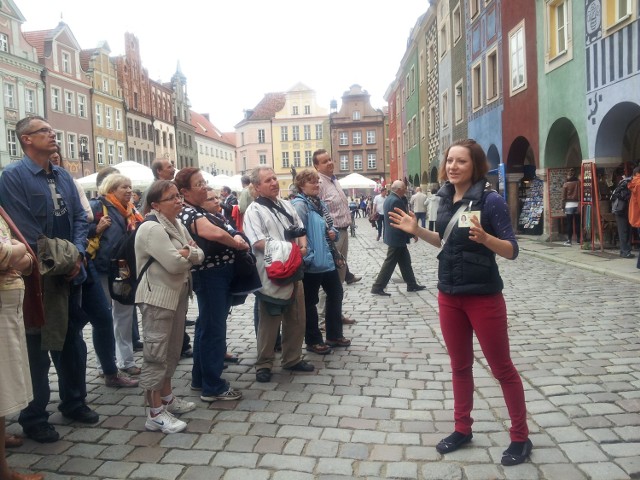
top-left (19, 1), bottom-right (428, 132)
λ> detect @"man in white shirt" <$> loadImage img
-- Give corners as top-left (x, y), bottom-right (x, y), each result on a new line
top-left (410, 187), bottom-right (428, 228)
top-left (244, 167), bottom-right (314, 383)
top-left (372, 188), bottom-right (387, 241)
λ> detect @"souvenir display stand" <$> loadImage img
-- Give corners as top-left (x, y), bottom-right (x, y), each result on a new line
top-left (517, 176), bottom-right (544, 235)
top-left (547, 168), bottom-right (574, 239)
top-left (580, 160), bottom-right (604, 251)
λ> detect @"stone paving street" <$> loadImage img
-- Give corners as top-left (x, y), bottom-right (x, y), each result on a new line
top-left (6, 216), bottom-right (640, 479)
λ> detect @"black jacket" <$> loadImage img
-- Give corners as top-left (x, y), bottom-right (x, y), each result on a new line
top-left (435, 180), bottom-right (503, 295)
top-left (383, 192), bottom-right (413, 247)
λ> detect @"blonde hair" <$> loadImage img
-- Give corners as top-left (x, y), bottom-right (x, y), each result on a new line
top-left (99, 173), bottom-right (131, 196)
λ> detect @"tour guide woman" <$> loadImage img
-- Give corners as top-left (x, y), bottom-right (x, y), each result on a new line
top-left (175, 168), bottom-right (246, 403)
top-left (135, 180), bottom-right (204, 434)
top-left (388, 139), bottom-right (532, 466)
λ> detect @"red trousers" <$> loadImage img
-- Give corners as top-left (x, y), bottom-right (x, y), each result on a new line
top-left (438, 291), bottom-right (529, 441)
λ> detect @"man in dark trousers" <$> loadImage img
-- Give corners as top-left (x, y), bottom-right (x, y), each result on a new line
top-left (371, 180), bottom-right (425, 296)
top-left (0, 116), bottom-right (97, 443)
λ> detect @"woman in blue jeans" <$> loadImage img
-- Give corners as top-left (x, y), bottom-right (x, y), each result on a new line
top-left (175, 168), bottom-right (248, 403)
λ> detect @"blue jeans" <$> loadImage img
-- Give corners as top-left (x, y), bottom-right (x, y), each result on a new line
top-left (19, 285), bottom-right (87, 429)
top-left (414, 212), bottom-right (426, 228)
top-left (81, 260), bottom-right (118, 376)
top-left (191, 264), bottom-right (233, 396)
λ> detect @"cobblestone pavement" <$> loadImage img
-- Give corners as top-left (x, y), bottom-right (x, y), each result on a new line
top-left (6, 217), bottom-right (640, 479)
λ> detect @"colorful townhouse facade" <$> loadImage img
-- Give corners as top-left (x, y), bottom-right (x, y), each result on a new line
top-left (329, 84), bottom-right (385, 182)
top-left (80, 42), bottom-right (127, 170)
top-left (0, 0), bottom-right (44, 170)
top-left (24, 23), bottom-right (94, 178)
top-left (391, 0), bottom-right (640, 239)
top-left (271, 82), bottom-right (329, 193)
top-left (150, 78), bottom-right (177, 167)
top-left (191, 111), bottom-right (236, 177)
top-left (234, 92), bottom-right (285, 175)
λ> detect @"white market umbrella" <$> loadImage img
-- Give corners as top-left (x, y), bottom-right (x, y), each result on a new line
top-left (77, 161), bottom-right (154, 190)
top-left (337, 172), bottom-right (377, 189)
top-left (205, 173), bottom-right (243, 192)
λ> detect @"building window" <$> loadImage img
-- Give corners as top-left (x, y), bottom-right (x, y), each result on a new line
top-left (352, 131), bottom-right (362, 145)
top-left (293, 151), bottom-right (301, 168)
top-left (439, 21), bottom-right (448, 57)
top-left (127, 118), bottom-right (133, 136)
top-left (282, 152), bottom-right (290, 168)
top-left (304, 105), bottom-right (310, 114)
top-left (259, 154), bottom-right (267, 165)
top-left (0, 33), bottom-right (8, 52)
top-left (303, 125), bottom-right (311, 140)
top-left (429, 105), bottom-right (436, 135)
top-left (509, 24), bottom-right (526, 94)
top-left (410, 66), bottom-right (416, 93)
top-left (143, 150), bottom-right (149, 166)
top-left (353, 154), bottom-right (363, 170)
top-left (141, 123), bottom-right (147, 140)
top-left (353, 110), bottom-right (361, 120)
top-left (472, 61), bottom-right (482, 111)
top-left (258, 129), bottom-right (265, 143)
top-left (134, 120), bottom-right (140, 138)
top-left (340, 154), bottom-right (349, 171)
top-left (455, 81), bottom-right (464, 124)
top-left (281, 126), bottom-right (288, 142)
top-left (169, 133), bottom-right (174, 149)
top-left (486, 47), bottom-right (499, 102)
top-left (6, 129), bottom-right (17, 156)
top-left (77, 94), bottom-right (86, 117)
top-left (453, 4), bottom-right (462, 44)
top-left (470, 0), bottom-right (480, 19)
top-left (292, 126), bottom-right (300, 141)
top-left (149, 125), bottom-right (155, 142)
top-left (62, 51), bottom-right (71, 74)
top-left (366, 130), bottom-right (376, 145)
top-left (96, 103), bottom-right (103, 127)
top-left (118, 145), bottom-right (124, 163)
top-left (420, 107), bottom-right (426, 139)
top-left (105, 106), bottom-right (113, 129)
top-left (25, 89), bottom-right (36, 113)
top-left (108, 144), bottom-right (115, 165)
top-left (441, 91), bottom-right (449, 128)
top-left (4, 83), bottom-right (15, 109)
top-left (67, 133), bottom-right (76, 159)
top-left (102, 79), bottom-right (109, 93)
top-left (604, 0), bottom-right (634, 30)
top-left (339, 132), bottom-right (348, 146)
top-left (305, 150), bottom-right (312, 166)
top-left (51, 87), bottom-right (60, 111)
top-left (315, 124), bottom-right (323, 140)
top-left (64, 91), bottom-right (74, 114)
top-left (367, 153), bottom-right (376, 170)
top-left (292, 105), bottom-right (299, 115)
top-left (128, 147), bottom-right (135, 160)
top-left (116, 109), bottom-right (122, 130)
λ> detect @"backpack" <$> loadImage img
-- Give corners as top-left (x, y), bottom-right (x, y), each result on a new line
top-left (611, 179), bottom-right (631, 215)
top-left (107, 215), bottom-right (157, 305)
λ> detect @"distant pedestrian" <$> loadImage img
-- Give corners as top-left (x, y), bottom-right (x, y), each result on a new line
top-left (426, 188), bottom-right (440, 231)
top-left (410, 187), bottom-right (428, 228)
top-left (561, 168), bottom-right (580, 246)
top-left (389, 139), bottom-right (532, 466)
top-left (626, 165), bottom-right (640, 268)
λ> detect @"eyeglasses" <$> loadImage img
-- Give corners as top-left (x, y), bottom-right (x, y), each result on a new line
top-left (24, 127), bottom-right (55, 136)
top-left (190, 181), bottom-right (208, 189)
top-left (158, 194), bottom-right (184, 203)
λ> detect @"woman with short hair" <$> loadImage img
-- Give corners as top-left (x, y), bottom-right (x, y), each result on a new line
top-left (135, 180), bottom-right (204, 434)
top-left (89, 173), bottom-right (143, 376)
top-left (292, 169), bottom-right (350, 354)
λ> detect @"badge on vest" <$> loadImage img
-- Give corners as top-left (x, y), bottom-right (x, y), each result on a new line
top-left (458, 211), bottom-right (481, 228)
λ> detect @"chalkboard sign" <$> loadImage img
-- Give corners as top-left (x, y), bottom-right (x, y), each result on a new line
top-left (547, 168), bottom-right (573, 218)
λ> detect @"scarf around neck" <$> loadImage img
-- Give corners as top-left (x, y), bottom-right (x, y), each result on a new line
top-left (105, 193), bottom-right (143, 231)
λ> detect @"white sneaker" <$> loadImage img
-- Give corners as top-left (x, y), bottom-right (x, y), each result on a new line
top-left (165, 396), bottom-right (196, 415)
top-left (145, 410), bottom-right (187, 434)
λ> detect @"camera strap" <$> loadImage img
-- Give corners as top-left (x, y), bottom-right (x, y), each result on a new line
top-left (254, 196), bottom-right (295, 225)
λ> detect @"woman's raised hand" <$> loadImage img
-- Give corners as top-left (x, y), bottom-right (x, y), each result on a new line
top-left (389, 208), bottom-right (418, 236)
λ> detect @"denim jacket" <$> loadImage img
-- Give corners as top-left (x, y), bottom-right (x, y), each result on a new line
top-left (0, 155), bottom-right (88, 257)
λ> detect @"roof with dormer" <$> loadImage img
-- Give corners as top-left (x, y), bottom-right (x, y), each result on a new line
top-left (191, 111), bottom-right (236, 148)
top-left (24, 22), bottom-right (83, 61)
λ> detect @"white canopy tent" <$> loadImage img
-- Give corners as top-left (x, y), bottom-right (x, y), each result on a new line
top-left (337, 173), bottom-right (377, 189)
top-left (203, 172), bottom-right (243, 192)
top-left (77, 161), bottom-right (155, 191)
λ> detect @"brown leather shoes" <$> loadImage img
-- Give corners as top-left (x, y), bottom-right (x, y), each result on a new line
top-left (341, 315), bottom-right (356, 325)
top-left (5, 433), bottom-right (23, 448)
